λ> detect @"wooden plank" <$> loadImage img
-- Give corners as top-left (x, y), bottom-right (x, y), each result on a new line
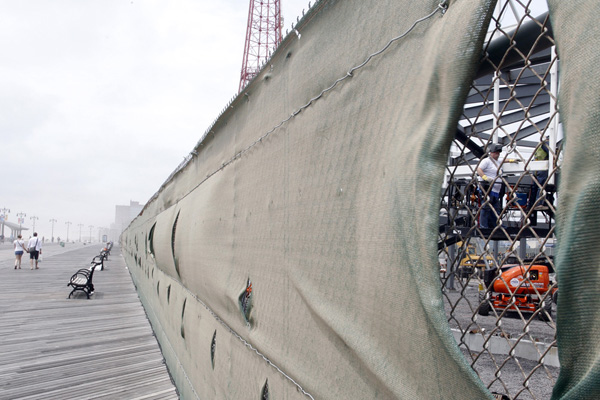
top-left (0, 243), bottom-right (178, 400)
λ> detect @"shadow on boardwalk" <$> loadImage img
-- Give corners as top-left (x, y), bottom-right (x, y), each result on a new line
top-left (0, 244), bottom-right (178, 400)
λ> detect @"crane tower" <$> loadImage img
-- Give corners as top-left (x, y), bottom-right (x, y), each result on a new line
top-left (239, 0), bottom-right (282, 92)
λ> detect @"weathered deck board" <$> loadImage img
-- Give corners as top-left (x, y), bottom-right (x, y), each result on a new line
top-left (0, 243), bottom-right (178, 400)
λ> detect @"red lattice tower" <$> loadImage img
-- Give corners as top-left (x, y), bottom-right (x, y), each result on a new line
top-left (239, 0), bottom-right (282, 92)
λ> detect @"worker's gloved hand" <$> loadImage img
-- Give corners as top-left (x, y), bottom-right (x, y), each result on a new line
top-left (482, 175), bottom-right (493, 183)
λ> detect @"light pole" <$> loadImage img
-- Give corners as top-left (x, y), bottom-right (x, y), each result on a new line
top-left (30, 215), bottom-right (39, 233)
top-left (16, 212), bottom-right (26, 234)
top-left (0, 207), bottom-right (9, 241)
top-left (88, 225), bottom-right (94, 243)
top-left (49, 219), bottom-right (57, 242)
top-left (65, 221), bottom-right (72, 242)
top-left (78, 223), bottom-right (84, 242)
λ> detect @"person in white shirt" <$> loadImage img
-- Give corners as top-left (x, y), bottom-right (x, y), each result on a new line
top-left (477, 144), bottom-right (504, 229)
top-left (27, 232), bottom-right (42, 270)
top-left (13, 235), bottom-right (26, 269)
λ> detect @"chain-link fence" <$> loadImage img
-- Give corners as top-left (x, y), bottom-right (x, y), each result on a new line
top-left (439, 1), bottom-right (560, 398)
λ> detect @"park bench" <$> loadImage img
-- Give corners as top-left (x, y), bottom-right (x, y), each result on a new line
top-left (67, 254), bottom-right (104, 299)
top-left (92, 253), bottom-right (106, 270)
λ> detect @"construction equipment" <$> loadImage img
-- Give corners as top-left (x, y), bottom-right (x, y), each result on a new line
top-left (457, 242), bottom-right (494, 278)
top-left (478, 264), bottom-right (555, 321)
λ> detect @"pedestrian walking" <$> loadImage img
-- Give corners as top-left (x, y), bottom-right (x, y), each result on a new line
top-left (28, 232), bottom-right (42, 270)
top-left (13, 235), bottom-right (26, 269)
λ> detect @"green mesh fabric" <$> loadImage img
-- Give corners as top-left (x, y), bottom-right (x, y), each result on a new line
top-left (120, 1), bottom-right (518, 398)
top-left (548, 1), bottom-right (600, 399)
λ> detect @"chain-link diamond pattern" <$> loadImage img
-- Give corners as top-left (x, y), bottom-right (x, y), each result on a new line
top-left (439, 2), bottom-right (560, 398)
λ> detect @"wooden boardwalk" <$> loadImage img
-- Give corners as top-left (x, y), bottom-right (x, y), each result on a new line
top-left (0, 243), bottom-right (178, 400)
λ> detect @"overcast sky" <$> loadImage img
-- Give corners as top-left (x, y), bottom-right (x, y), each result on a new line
top-left (0, 0), bottom-right (310, 241)
top-left (0, 0), bottom-right (549, 242)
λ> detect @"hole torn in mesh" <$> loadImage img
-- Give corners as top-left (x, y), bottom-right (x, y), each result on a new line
top-left (211, 330), bottom-right (217, 370)
top-left (239, 278), bottom-right (253, 325)
top-left (262, 379), bottom-right (269, 400)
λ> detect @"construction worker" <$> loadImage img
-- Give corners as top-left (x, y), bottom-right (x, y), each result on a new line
top-left (477, 144), bottom-right (504, 229)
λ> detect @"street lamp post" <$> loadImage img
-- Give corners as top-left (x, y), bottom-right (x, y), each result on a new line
top-left (65, 221), bottom-right (72, 242)
top-left (30, 215), bottom-right (39, 233)
top-left (49, 219), bottom-right (57, 242)
top-left (78, 223), bottom-right (84, 242)
top-left (88, 225), bottom-right (94, 243)
top-left (0, 207), bottom-right (9, 241)
top-left (16, 212), bottom-right (26, 238)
